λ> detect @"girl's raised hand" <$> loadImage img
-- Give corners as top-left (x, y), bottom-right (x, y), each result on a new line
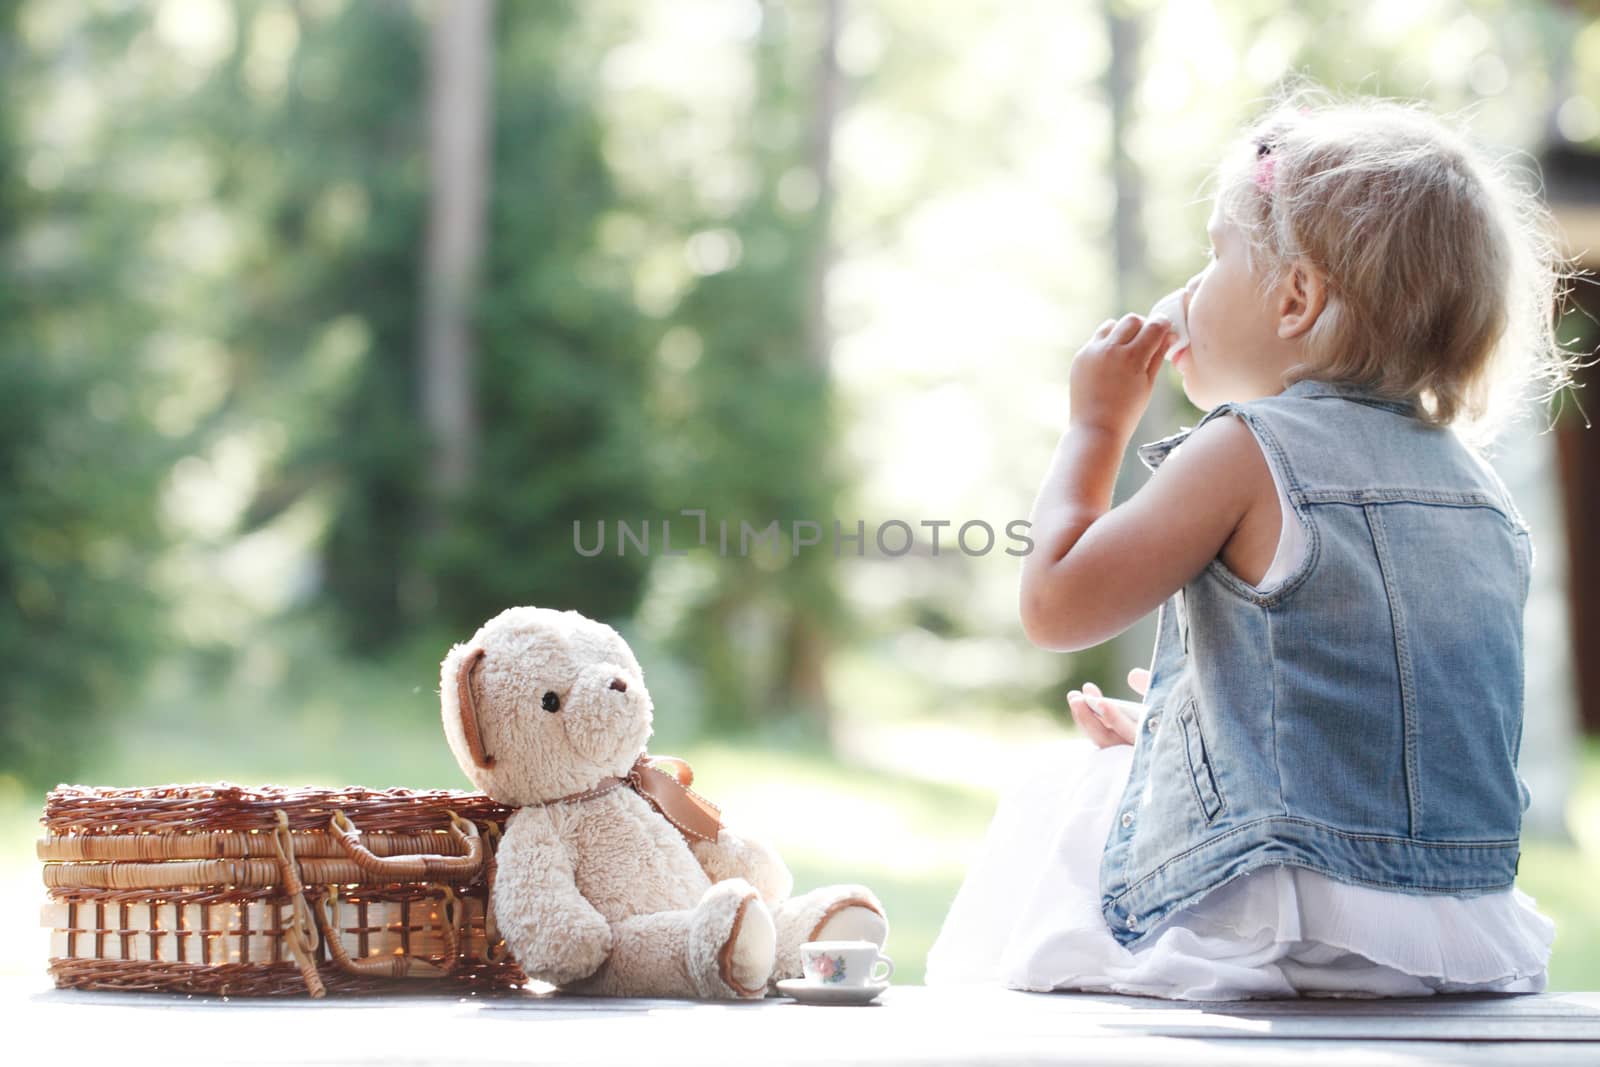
top-left (1068, 313), bottom-right (1174, 441)
top-left (1067, 668), bottom-right (1152, 748)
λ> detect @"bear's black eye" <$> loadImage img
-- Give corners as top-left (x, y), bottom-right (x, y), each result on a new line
top-left (541, 691), bottom-right (561, 713)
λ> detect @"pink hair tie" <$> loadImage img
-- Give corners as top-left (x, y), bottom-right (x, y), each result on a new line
top-left (1253, 154), bottom-right (1276, 192)
top-left (1252, 138), bottom-right (1277, 193)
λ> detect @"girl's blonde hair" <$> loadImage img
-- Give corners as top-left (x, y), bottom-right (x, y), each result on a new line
top-left (1211, 82), bottom-right (1585, 451)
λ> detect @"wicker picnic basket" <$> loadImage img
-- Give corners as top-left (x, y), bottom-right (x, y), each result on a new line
top-left (38, 782), bottom-right (529, 997)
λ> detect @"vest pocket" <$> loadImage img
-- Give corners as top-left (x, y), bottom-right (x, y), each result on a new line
top-left (1178, 698), bottom-right (1224, 822)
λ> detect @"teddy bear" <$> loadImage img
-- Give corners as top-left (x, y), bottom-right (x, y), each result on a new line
top-left (438, 605), bottom-right (889, 999)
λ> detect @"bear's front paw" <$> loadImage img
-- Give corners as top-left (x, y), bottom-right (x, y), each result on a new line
top-left (526, 905), bottom-right (613, 987)
top-left (571, 908), bottom-right (616, 981)
top-left (687, 879), bottom-right (775, 999)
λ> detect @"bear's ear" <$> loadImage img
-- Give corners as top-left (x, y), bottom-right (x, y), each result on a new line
top-left (456, 646), bottom-right (495, 769)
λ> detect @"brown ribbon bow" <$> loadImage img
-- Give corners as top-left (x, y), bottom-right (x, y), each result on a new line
top-left (537, 754), bottom-right (723, 845)
top-left (624, 755), bottom-right (724, 844)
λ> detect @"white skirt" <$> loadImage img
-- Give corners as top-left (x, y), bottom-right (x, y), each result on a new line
top-left (925, 737), bottom-right (1557, 1000)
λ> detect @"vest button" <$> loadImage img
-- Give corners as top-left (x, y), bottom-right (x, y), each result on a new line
top-left (1145, 714), bottom-right (1158, 733)
top-left (1126, 915), bottom-right (1139, 930)
top-left (1120, 811), bottom-right (1135, 828)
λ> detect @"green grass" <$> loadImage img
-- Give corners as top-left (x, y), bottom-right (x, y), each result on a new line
top-left (1521, 735), bottom-right (1600, 993)
top-left (3, 642), bottom-right (1598, 992)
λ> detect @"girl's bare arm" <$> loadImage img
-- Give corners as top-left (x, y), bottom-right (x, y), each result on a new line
top-left (1019, 412), bottom-right (1266, 652)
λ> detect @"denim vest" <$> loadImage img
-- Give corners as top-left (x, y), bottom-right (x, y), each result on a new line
top-left (1100, 377), bottom-right (1534, 949)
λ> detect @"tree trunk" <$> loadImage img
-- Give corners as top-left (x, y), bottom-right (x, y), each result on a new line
top-left (805, 0), bottom-right (841, 374)
top-left (775, 0), bottom-right (843, 735)
top-left (422, 0), bottom-right (493, 502)
top-left (1101, 0), bottom-right (1168, 685)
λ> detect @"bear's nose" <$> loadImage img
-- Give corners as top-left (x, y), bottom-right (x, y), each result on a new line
top-left (609, 677), bottom-right (628, 692)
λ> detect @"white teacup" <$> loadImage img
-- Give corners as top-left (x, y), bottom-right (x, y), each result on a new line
top-left (1148, 287), bottom-right (1190, 361)
top-left (799, 940), bottom-right (894, 987)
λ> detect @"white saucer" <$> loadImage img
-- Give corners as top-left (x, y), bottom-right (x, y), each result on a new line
top-left (775, 978), bottom-right (889, 1005)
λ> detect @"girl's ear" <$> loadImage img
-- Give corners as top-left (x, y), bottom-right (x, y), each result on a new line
top-left (1276, 259), bottom-right (1327, 341)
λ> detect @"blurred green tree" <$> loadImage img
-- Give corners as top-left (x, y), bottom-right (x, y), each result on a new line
top-left (655, 0), bottom-right (849, 733)
top-left (425, 0), bottom-right (656, 638)
top-left (0, 0), bottom-right (172, 786)
top-left (207, 0), bottom-right (654, 649)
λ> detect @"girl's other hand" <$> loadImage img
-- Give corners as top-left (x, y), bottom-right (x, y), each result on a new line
top-left (1067, 668), bottom-right (1152, 748)
top-left (1068, 313), bottom-right (1174, 440)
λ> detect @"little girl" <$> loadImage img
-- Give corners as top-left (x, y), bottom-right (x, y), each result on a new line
top-left (925, 89), bottom-right (1575, 999)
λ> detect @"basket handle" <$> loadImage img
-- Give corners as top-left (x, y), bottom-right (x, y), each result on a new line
top-left (328, 810), bottom-right (484, 880)
top-left (315, 885), bottom-right (465, 980)
top-left (271, 811), bottom-right (327, 998)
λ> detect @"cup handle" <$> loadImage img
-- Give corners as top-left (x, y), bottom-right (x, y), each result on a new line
top-left (871, 954), bottom-right (895, 983)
